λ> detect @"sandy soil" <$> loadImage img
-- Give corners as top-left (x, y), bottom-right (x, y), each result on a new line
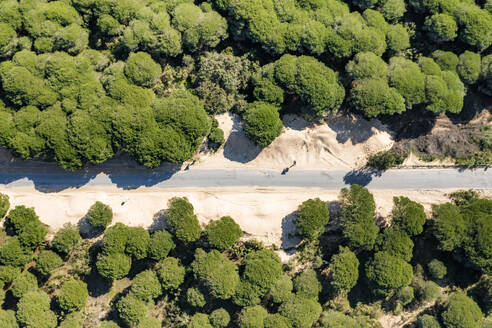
top-left (2, 186), bottom-right (489, 257)
top-left (193, 113), bottom-right (394, 170)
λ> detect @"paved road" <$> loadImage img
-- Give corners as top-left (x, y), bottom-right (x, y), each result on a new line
top-left (0, 168), bottom-right (491, 191)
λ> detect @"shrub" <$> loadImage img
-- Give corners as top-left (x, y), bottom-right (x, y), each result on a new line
top-left (130, 270), bottom-right (162, 302)
top-left (165, 197), bottom-right (202, 243)
top-left (158, 257), bottom-right (185, 291)
top-left (148, 230), bottom-right (175, 261)
top-left (427, 259), bottom-right (447, 279)
top-left (328, 246), bottom-right (359, 293)
top-left (243, 101), bottom-right (283, 147)
top-left (366, 252), bottom-right (413, 296)
top-left (208, 127), bottom-right (225, 150)
top-left (296, 198), bottom-right (330, 240)
top-left (205, 216), bottom-right (243, 251)
top-left (116, 294), bottom-right (147, 326)
top-left (58, 279), bottom-right (88, 313)
top-left (367, 150), bottom-right (406, 170)
top-left (35, 250), bottom-right (63, 276)
top-left (96, 252), bottom-right (132, 280)
top-left (87, 202), bottom-right (113, 230)
top-left (210, 308), bottom-right (230, 328)
top-left (0, 193), bottom-right (9, 218)
top-left (16, 291), bottom-right (57, 328)
top-left (11, 271), bottom-right (38, 298)
top-left (441, 292), bottom-right (483, 328)
top-left (52, 223), bottom-right (81, 254)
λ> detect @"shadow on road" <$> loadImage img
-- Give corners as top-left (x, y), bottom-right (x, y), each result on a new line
top-left (343, 168), bottom-right (381, 186)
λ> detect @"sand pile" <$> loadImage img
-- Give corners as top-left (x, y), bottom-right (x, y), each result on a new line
top-left (195, 113), bottom-right (394, 170)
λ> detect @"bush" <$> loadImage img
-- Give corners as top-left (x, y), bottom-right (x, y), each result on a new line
top-left (87, 202), bottom-right (113, 230)
top-left (427, 259), bottom-right (447, 279)
top-left (210, 308), bottom-right (230, 328)
top-left (0, 193), bottom-right (9, 218)
top-left (294, 269), bottom-right (321, 300)
top-left (243, 101), bottom-right (283, 147)
top-left (35, 250), bottom-right (63, 276)
top-left (441, 292), bottom-right (483, 328)
top-left (148, 230), bottom-right (175, 261)
top-left (58, 279), bottom-right (88, 313)
top-left (296, 198), bottom-right (330, 240)
top-left (367, 150), bottom-right (406, 170)
top-left (328, 246), bottom-right (359, 293)
top-left (11, 271), bottom-right (38, 298)
top-left (16, 291), bottom-right (57, 328)
top-left (208, 127), bottom-right (225, 150)
top-left (205, 216), bottom-right (243, 251)
top-left (165, 197), bottom-right (202, 243)
top-left (116, 294), bottom-right (147, 326)
top-left (130, 270), bottom-right (162, 302)
top-left (366, 252), bottom-right (413, 296)
top-left (52, 223), bottom-right (81, 255)
top-left (96, 252), bottom-right (132, 280)
top-left (158, 257), bottom-right (185, 291)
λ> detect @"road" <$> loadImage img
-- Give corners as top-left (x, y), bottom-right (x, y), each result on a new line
top-left (0, 168), bottom-right (491, 191)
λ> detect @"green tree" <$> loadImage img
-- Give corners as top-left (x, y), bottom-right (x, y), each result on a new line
top-left (0, 310), bottom-right (18, 328)
top-left (378, 227), bottom-right (414, 262)
top-left (268, 274), bottom-right (294, 304)
top-left (243, 101), bottom-right (283, 147)
top-left (233, 280), bottom-right (262, 307)
top-left (264, 314), bottom-right (291, 328)
top-left (165, 197), bottom-right (202, 243)
top-left (116, 294), bottom-right (147, 327)
top-left (243, 249), bottom-right (282, 295)
top-left (0, 265), bottom-right (20, 286)
top-left (191, 249), bottom-right (239, 299)
top-left (96, 252), bottom-right (132, 280)
top-left (52, 223), bottom-right (81, 255)
top-left (137, 317), bottom-right (161, 328)
top-left (427, 259), bottom-right (447, 279)
top-left (388, 57), bottom-right (426, 107)
top-left (457, 51), bottom-right (481, 85)
top-left (35, 250), bottom-right (63, 276)
top-left (58, 279), bottom-right (88, 313)
top-left (11, 271), bottom-right (38, 298)
top-left (148, 230), bottom-right (175, 261)
top-left (279, 295), bottom-right (322, 328)
top-left (87, 201), bottom-right (113, 230)
top-left (432, 51), bottom-right (458, 72)
top-left (339, 185), bottom-right (379, 250)
top-left (294, 269), bottom-right (321, 300)
top-left (346, 52), bottom-right (388, 80)
top-left (130, 270), bottom-right (162, 302)
top-left (453, 3), bottom-right (492, 51)
top-left (296, 198), bottom-right (330, 240)
top-left (417, 314), bottom-right (440, 328)
top-left (239, 306), bottom-right (268, 328)
top-left (386, 24), bottom-right (410, 53)
top-left (432, 203), bottom-right (466, 251)
top-left (189, 313), bottom-right (212, 328)
top-left (366, 251), bottom-right (413, 296)
top-left (0, 237), bottom-right (30, 267)
top-left (424, 14), bottom-right (458, 42)
top-left (391, 196), bottom-right (427, 236)
top-left (350, 78), bottom-right (406, 117)
top-left (101, 223), bottom-right (130, 254)
top-left (396, 286), bottom-right (415, 306)
top-left (210, 308), bottom-right (230, 328)
top-left (416, 280), bottom-right (441, 303)
top-left (318, 311), bottom-right (362, 328)
top-left (125, 227), bottom-right (150, 260)
top-left (16, 291), bottom-right (57, 328)
top-left (6, 205), bottom-right (39, 234)
top-left (381, 0), bottom-right (406, 21)
top-left (328, 246), bottom-right (359, 293)
top-left (441, 292), bottom-right (483, 328)
top-left (0, 193), bottom-right (9, 218)
top-left (124, 52), bottom-right (161, 87)
top-left (18, 220), bottom-right (47, 249)
top-left (205, 216), bottom-right (243, 251)
top-left (187, 287), bottom-right (206, 308)
top-left (59, 312), bottom-right (83, 328)
top-left (158, 257), bottom-right (185, 291)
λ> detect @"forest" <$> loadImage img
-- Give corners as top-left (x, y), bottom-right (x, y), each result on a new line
top-left (0, 188), bottom-right (490, 327)
top-left (0, 0), bottom-right (490, 169)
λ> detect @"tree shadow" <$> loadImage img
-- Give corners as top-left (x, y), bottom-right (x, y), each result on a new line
top-left (280, 212), bottom-right (301, 254)
top-left (148, 209), bottom-right (168, 233)
top-left (77, 215), bottom-right (104, 239)
top-left (282, 114), bottom-right (314, 131)
top-left (380, 107), bottom-right (437, 141)
top-left (223, 116), bottom-right (262, 163)
top-left (343, 168), bottom-right (381, 187)
top-left (327, 115), bottom-right (389, 145)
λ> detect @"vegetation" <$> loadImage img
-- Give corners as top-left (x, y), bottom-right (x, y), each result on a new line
top-left (0, 190), bottom-right (489, 327)
top-left (86, 201), bottom-right (113, 230)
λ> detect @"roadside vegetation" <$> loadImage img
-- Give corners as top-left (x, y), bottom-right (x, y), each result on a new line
top-left (0, 0), bottom-right (491, 170)
top-left (0, 188), bottom-right (490, 327)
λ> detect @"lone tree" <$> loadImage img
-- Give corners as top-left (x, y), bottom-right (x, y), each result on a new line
top-left (87, 201), bottom-right (113, 230)
top-left (165, 197), bottom-right (202, 243)
top-left (205, 216), bottom-right (243, 251)
top-left (296, 198), bottom-right (330, 240)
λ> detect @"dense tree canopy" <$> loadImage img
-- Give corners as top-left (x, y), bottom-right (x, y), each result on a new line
top-left (205, 216), bottom-right (243, 251)
top-left (296, 198), bottom-right (330, 240)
